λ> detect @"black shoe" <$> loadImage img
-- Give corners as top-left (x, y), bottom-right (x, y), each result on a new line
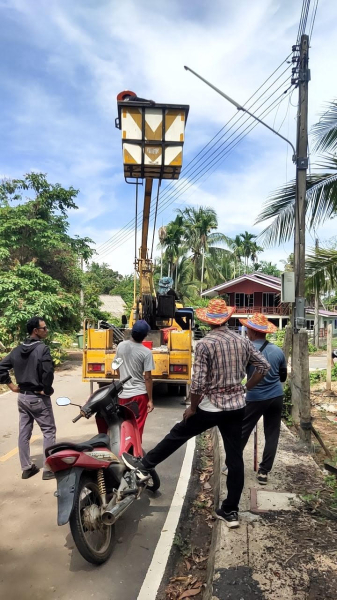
top-left (122, 453), bottom-right (149, 480)
top-left (22, 464), bottom-right (40, 479)
top-left (42, 470), bottom-right (56, 480)
top-left (215, 508), bottom-right (239, 528)
top-left (257, 470), bottom-right (268, 485)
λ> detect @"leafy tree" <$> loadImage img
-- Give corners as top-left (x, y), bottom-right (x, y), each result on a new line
top-left (0, 263), bottom-right (79, 343)
top-left (253, 261), bottom-right (281, 277)
top-left (0, 173), bottom-right (94, 293)
top-left (85, 262), bottom-right (122, 295)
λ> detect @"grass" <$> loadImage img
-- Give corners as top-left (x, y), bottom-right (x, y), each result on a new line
top-left (173, 533), bottom-right (192, 557)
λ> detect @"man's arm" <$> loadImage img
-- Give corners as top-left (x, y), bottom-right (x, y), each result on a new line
top-left (184, 342), bottom-right (209, 420)
top-left (246, 342), bottom-right (270, 391)
top-left (40, 347), bottom-right (54, 396)
top-left (0, 352), bottom-right (19, 392)
top-left (144, 371), bottom-right (154, 412)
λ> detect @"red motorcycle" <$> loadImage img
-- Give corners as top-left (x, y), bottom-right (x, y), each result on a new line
top-left (45, 359), bottom-right (160, 565)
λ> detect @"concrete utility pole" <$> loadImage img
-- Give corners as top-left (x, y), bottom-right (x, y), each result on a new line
top-left (291, 34), bottom-right (311, 444)
top-left (314, 238), bottom-right (320, 348)
top-left (326, 323), bottom-right (333, 391)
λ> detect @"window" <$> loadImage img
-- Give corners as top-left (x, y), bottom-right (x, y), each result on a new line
top-left (263, 293), bottom-right (277, 308)
top-left (306, 320), bottom-right (314, 330)
top-left (235, 293), bottom-right (254, 308)
top-left (335, 319), bottom-right (337, 329)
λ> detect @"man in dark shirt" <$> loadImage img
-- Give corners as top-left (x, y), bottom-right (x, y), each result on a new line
top-left (0, 316), bottom-right (56, 480)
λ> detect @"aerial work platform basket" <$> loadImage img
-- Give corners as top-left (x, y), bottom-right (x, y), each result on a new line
top-left (116, 94), bottom-right (189, 180)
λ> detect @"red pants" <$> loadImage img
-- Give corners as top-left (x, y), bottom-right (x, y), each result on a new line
top-left (119, 394), bottom-right (149, 442)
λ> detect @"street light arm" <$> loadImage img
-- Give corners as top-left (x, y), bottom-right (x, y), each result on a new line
top-left (184, 65), bottom-right (296, 161)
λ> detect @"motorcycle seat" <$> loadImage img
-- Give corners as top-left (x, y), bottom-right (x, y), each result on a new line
top-left (45, 433), bottom-right (111, 457)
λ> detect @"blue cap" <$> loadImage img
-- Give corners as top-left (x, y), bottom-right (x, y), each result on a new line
top-left (132, 320), bottom-right (151, 335)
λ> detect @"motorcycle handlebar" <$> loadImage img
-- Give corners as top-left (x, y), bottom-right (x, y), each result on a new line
top-left (72, 413), bottom-right (83, 423)
top-left (121, 375), bottom-right (132, 385)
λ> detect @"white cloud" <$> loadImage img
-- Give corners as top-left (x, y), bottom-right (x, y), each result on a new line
top-left (1, 0), bottom-right (337, 277)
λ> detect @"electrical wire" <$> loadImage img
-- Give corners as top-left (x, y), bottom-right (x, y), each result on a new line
top-left (96, 54), bottom-right (293, 254)
top-left (98, 70), bottom-right (293, 257)
top-left (99, 87), bottom-right (294, 258)
top-left (309, 0), bottom-right (318, 41)
top-left (98, 84), bottom-right (293, 258)
top-left (99, 86), bottom-right (293, 258)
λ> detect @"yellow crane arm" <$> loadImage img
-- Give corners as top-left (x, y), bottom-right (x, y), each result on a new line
top-left (140, 178), bottom-right (153, 259)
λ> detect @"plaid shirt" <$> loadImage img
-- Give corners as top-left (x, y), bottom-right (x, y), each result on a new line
top-left (191, 327), bottom-right (270, 411)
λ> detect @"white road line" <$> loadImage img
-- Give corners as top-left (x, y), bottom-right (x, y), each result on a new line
top-left (137, 437), bottom-right (196, 600)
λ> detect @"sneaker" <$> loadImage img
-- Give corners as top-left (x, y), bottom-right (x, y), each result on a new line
top-left (122, 453), bottom-right (149, 480)
top-left (42, 471), bottom-right (56, 480)
top-left (222, 466), bottom-right (228, 476)
top-left (22, 464), bottom-right (40, 479)
top-left (215, 508), bottom-right (239, 529)
top-left (257, 470), bottom-right (268, 485)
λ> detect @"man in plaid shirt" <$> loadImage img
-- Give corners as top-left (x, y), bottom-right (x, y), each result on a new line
top-left (123, 298), bottom-right (270, 528)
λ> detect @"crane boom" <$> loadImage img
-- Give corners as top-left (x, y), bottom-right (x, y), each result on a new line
top-left (140, 178), bottom-right (153, 260)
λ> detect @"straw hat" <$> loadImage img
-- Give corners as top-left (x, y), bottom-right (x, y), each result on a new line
top-left (239, 313), bottom-right (277, 334)
top-left (196, 298), bottom-right (235, 326)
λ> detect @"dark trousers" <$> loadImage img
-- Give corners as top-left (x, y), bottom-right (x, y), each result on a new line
top-left (143, 407), bottom-right (245, 512)
top-left (18, 393), bottom-right (56, 471)
top-left (241, 396), bottom-right (283, 474)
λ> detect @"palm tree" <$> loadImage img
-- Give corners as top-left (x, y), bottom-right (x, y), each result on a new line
top-left (161, 215), bottom-right (186, 288)
top-left (177, 206), bottom-right (232, 291)
top-left (239, 231), bottom-right (261, 269)
top-left (256, 101), bottom-right (337, 246)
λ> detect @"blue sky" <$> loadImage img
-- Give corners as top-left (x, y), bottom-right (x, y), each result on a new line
top-left (1, 0), bottom-right (337, 274)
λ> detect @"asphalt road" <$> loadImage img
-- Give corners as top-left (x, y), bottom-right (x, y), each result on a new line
top-left (0, 364), bottom-right (187, 600)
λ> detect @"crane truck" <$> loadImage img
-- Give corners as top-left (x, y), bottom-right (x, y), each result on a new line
top-left (83, 91), bottom-right (193, 399)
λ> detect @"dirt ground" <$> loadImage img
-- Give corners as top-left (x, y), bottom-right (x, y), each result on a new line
top-left (310, 380), bottom-right (337, 468)
top-left (156, 432), bottom-right (214, 600)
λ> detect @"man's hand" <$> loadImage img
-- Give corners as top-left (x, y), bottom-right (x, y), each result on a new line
top-left (183, 406), bottom-right (196, 421)
top-left (147, 399), bottom-right (154, 413)
top-left (8, 383), bottom-right (20, 393)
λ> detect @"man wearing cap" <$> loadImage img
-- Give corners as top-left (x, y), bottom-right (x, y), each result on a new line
top-left (115, 320), bottom-right (155, 442)
top-left (122, 298), bottom-right (270, 528)
top-left (239, 313), bottom-right (287, 486)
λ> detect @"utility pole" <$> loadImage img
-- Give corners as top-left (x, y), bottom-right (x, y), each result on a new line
top-left (291, 34), bottom-right (311, 444)
top-left (314, 238), bottom-right (320, 348)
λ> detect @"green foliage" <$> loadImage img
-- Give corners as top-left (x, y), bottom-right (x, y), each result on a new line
top-left (308, 342), bottom-right (318, 353)
top-left (109, 275), bottom-right (135, 311)
top-left (0, 173), bottom-right (101, 347)
top-left (324, 474), bottom-right (337, 510)
top-left (267, 329), bottom-right (285, 347)
top-left (309, 365), bottom-right (337, 385)
top-left (0, 262), bottom-right (79, 341)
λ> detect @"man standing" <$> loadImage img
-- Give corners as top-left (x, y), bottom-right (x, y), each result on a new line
top-left (116, 320), bottom-right (155, 442)
top-left (0, 316), bottom-right (56, 480)
top-left (122, 299), bottom-right (270, 528)
top-left (239, 313), bottom-right (287, 486)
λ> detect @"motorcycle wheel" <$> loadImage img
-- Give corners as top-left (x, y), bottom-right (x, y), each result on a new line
top-left (70, 475), bottom-right (115, 565)
top-left (146, 469), bottom-right (160, 493)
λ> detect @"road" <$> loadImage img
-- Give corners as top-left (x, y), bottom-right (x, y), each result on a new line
top-left (0, 364), bottom-right (187, 600)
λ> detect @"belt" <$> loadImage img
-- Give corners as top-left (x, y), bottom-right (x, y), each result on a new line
top-left (20, 390), bottom-right (43, 396)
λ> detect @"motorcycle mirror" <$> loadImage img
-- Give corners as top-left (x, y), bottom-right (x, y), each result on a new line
top-left (112, 358), bottom-right (123, 370)
top-left (56, 397), bottom-right (71, 406)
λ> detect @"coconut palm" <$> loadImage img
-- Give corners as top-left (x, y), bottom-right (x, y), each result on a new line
top-left (177, 206), bottom-right (232, 291)
top-left (160, 215), bottom-right (186, 288)
top-left (256, 101), bottom-right (337, 246)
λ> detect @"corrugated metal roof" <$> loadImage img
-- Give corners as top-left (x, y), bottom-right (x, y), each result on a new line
top-left (201, 273), bottom-right (281, 297)
top-left (306, 308), bottom-right (337, 317)
top-left (99, 295), bottom-right (127, 318)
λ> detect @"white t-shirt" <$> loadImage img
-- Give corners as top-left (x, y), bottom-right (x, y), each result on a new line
top-left (116, 340), bottom-right (155, 399)
top-left (198, 396), bottom-right (222, 412)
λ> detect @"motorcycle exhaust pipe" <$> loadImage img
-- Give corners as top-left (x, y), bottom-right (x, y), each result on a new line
top-left (102, 496), bottom-right (135, 526)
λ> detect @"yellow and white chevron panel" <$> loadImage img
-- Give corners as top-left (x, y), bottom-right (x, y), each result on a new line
top-left (120, 103), bottom-right (188, 179)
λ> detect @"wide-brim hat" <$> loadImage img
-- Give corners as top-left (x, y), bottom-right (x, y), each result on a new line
top-left (239, 313), bottom-right (277, 333)
top-left (196, 298), bottom-right (235, 326)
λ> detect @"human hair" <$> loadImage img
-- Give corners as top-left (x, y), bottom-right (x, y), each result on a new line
top-left (27, 316), bottom-right (44, 335)
top-left (131, 331), bottom-right (147, 343)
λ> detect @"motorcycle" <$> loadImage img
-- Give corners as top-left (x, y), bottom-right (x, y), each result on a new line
top-left (45, 359), bottom-right (160, 565)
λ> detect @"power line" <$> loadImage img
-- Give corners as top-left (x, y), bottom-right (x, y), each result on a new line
top-left (98, 68), bottom-right (293, 256)
top-left (96, 54), bottom-right (292, 254)
top-left (99, 87), bottom-right (293, 258)
top-left (309, 0), bottom-right (318, 41)
top-left (98, 79), bottom-right (292, 257)
top-left (99, 84), bottom-right (293, 258)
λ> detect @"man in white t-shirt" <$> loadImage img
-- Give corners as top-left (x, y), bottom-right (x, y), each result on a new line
top-left (116, 320), bottom-right (155, 441)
